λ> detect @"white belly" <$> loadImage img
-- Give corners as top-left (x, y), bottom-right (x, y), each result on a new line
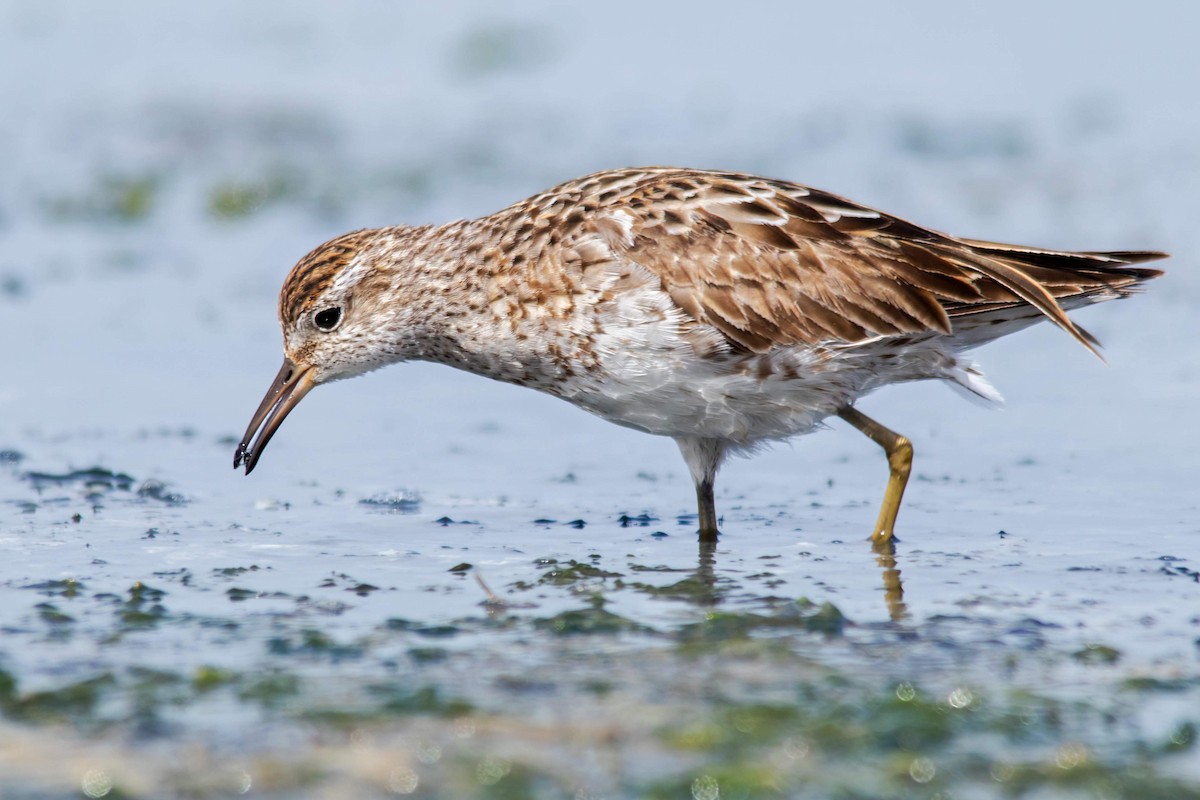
top-left (551, 290), bottom-right (983, 444)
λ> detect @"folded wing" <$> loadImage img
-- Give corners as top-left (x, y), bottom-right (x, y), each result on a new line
top-left (592, 169), bottom-right (1165, 356)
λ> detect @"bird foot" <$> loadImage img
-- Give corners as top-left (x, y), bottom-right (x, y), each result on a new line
top-left (870, 528), bottom-right (900, 545)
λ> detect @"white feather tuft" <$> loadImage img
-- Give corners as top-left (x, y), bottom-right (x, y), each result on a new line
top-left (944, 361), bottom-right (1005, 407)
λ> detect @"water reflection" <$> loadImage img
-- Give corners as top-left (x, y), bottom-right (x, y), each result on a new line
top-left (871, 538), bottom-right (908, 621)
top-left (693, 537), bottom-right (719, 607)
top-left (688, 533), bottom-right (908, 620)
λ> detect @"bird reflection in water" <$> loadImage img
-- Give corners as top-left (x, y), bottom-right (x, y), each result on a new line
top-left (687, 533), bottom-right (908, 622)
top-left (871, 537), bottom-right (908, 621)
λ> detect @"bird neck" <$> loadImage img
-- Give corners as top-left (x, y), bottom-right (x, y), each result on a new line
top-left (383, 219), bottom-right (577, 391)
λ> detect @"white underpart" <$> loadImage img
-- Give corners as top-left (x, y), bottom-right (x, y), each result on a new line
top-left (558, 273), bottom-right (1000, 447)
top-left (675, 436), bottom-right (725, 486)
top-left (943, 361), bottom-right (1005, 406)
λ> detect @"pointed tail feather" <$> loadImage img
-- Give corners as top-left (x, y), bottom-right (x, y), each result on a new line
top-left (933, 240), bottom-right (1165, 356)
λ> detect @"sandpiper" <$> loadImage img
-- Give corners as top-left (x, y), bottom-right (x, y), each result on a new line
top-left (234, 167), bottom-right (1164, 542)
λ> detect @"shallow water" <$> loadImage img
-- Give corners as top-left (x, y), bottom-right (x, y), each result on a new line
top-left (1, 2), bottom-right (1199, 797)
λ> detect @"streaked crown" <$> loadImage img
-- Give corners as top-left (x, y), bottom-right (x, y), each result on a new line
top-left (278, 228), bottom-right (377, 329)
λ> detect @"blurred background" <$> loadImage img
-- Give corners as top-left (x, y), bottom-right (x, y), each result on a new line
top-left (3, 1), bottom-right (1195, 487)
top-left (0, 1), bottom-right (1197, 797)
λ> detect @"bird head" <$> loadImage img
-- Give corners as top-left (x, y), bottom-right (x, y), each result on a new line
top-left (234, 227), bottom-right (408, 474)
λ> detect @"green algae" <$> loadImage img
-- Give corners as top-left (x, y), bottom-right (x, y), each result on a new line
top-left (676, 599), bottom-right (847, 643)
top-left (0, 555), bottom-right (1196, 798)
top-left (266, 628), bottom-right (364, 661)
top-left (42, 174), bottom-right (160, 224)
top-left (208, 171), bottom-right (303, 220)
top-left (532, 602), bottom-right (648, 636)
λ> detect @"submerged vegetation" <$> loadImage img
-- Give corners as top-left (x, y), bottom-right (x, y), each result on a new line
top-left (0, 538), bottom-right (1196, 798)
top-left (0, 433), bottom-right (1196, 797)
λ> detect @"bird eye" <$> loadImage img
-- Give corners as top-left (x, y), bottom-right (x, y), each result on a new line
top-left (313, 307), bottom-right (342, 331)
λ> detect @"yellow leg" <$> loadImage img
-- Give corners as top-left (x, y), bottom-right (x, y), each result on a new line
top-left (837, 407), bottom-right (913, 543)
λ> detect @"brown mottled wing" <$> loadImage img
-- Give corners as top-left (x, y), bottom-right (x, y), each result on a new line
top-left (591, 170), bottom-right (1164, 354)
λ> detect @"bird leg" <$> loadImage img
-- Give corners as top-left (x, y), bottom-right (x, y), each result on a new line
top-left (675, 437), bottom-right (727, 543)
top-left (837, 407), bottom-right (913, 543)
top-left (696, 478), bottom-right (719, 543)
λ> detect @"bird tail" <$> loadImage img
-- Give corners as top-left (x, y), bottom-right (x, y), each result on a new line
top-left (934, 241), bottom-right (1165, 355)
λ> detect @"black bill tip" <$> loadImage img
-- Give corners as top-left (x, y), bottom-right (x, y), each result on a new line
top-left (234, 358), bottom-right (314, 476)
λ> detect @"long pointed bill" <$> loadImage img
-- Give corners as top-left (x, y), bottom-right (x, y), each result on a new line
top-left (234, 358), bottom-right (316, 474)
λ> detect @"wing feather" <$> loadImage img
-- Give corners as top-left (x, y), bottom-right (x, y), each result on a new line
top-left (573, 168), bottom-right (1164, 354)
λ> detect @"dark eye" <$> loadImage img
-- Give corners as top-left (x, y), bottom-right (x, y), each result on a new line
top-left (313, 307), bottom-right (342, 331)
